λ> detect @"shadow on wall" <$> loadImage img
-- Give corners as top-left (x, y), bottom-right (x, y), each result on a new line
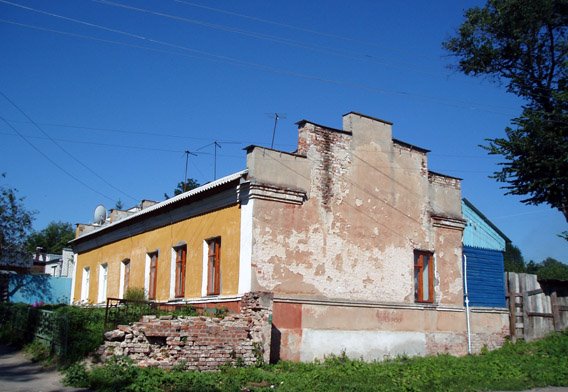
top-left (7, 274), bottom-right (71, 304)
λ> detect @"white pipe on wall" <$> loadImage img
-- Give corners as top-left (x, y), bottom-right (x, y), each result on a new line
top-left (463, 254), bottom-right (472, 354)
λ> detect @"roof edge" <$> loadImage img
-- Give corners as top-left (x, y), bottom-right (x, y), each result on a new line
top-left (343, 111), bottom-right (393, 125)
top-left (70, 170), bottom-right (247, 244)
top-left (295, 119), bottom-right (352, 135)
top-left (462, 198), bottom-right (511, 243)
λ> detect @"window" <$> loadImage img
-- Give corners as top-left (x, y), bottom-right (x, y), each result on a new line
top-left (98, 263), bottom-right (108, 303)
top-left (119, 259), bottom-right (130, 299)
top-left (148, 252), bottom-right (158, 300)
top-left (414, 251), bottom-right (434, 303)
top-left (80, 267), bottom-right (90, 302)
top-left (174, 245), bottom-right (187, 298)
top-left (206, 237), bottom-right (221, 295)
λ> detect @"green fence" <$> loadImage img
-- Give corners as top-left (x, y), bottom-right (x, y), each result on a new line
top-left (34, 309), bottom-right (69, 356)
top-left (0, 305), bottom-right (69, 355)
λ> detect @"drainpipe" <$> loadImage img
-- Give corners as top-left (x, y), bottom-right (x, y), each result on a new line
top-left (463, 254), bottom-right (472, 355)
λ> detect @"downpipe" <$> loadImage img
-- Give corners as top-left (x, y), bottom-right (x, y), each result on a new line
top-left (463, 254), bottom-right (472, 355)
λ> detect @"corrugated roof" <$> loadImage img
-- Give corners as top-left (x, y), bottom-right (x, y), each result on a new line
top-left (70, 170), bottom-right (247, 243)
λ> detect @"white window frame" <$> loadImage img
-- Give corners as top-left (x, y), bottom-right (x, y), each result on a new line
top-left (201, 240), bottom-right (208, 297)
top-left (119, 259), bottom-right (130, 299)
top-left (144, 253), bottom-right (151, 297)
top-left (97, 263), bottom-right (108, 303)
top-left (169, 247), bottom-right (176, 299)
top-left (80, 267), bottom-right (90, 302)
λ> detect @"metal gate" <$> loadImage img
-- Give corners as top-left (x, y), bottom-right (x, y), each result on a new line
top-left (34, 310), bottom-right (68, 355)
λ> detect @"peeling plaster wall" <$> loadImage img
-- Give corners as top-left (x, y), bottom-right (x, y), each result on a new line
top-left (248, 113), bottom-right (464, 304)
top-left (273, 301), bottom-right (509, 361)
top-left (246, 112), bottom-right (508, 361)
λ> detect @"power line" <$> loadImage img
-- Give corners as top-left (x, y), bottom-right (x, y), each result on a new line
top-left (1, 116), bottom-right (249, 144)
top-left (0, 89), bottom-right (139, 202)
top-left (94, 0), bottom-right (464, 83)
top-left (0, 115), bottom-right (116, 202)
top-left (172, 0), bottom-right (440, 62)
top-left (0, 3), bottom-right (520, 115)
top-left (0, 130), bottom-right (247, 158)
top-left (95, 0), bottom-right (528, 110)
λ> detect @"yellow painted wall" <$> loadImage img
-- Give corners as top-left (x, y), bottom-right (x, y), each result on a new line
top-left (73, 204), bottom-right (241, 303)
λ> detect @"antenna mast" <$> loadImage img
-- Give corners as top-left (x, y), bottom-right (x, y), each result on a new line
top-left (270, 113), bottom-right (286, 149)
top-left (213, 141), bottom-right (221, 180)
top-left (183, 150), bottom-right (197, 191)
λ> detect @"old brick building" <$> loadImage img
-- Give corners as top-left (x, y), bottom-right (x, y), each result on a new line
top-left (71, 112), bottom-right (509, 362)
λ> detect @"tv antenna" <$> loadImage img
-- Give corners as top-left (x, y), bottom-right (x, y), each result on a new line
top-left (213, 141), bottom-right (221, 180)
top-left (183, 150), bottom-right (197, 191)
top-left (196, 141), bottom-right (222, 180)
top-left (268, 113), bottom-right (286, 149)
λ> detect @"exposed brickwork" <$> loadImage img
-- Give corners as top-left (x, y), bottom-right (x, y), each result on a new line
top-left (428, 171), bottom-right (461, 190)
top-left (309, 125), bottom-right (351, 211)
top-left (470, 327), bottom-right (510, 353)
top-left (98, 292), bottom-right (273, 371)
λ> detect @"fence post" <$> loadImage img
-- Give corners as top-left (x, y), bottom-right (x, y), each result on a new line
top-left (506, 273), bottom-right (517, 340)
top-left (550, 290), bottom-right (561, 332)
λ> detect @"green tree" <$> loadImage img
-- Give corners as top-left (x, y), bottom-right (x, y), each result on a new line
top-left (0, 176), bottom-right (35, 265)
top-left (443, 0), bottom-right (568, 222)
top-left (525, 257), bottom-right (568, 280)
top-left (164, 179), bottom-right (200, 199)
top-left (503, 242), bottom-right (526, 272)
top-left (537, 257), bottom-right (568, 280)
top-left (26, 221), bottom-right (75, 254)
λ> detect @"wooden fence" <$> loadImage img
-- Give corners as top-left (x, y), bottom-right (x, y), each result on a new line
top-left (506, 272), bottom-right (568, 341)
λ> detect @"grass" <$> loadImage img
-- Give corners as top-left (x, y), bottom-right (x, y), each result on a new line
top-left (65, 330), bottom-right (568, 392)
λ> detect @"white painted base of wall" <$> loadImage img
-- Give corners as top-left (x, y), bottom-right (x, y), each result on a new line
top-left (300, 329), bottom-right (426, 362)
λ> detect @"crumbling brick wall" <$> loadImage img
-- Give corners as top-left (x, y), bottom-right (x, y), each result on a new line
top-left (98, 292), bottom-right (273, 371)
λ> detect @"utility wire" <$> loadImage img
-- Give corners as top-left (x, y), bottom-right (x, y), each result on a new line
top-left (0, 130), bottom-right (248, 157)
top-left (1, 115), bottom-right (248, 144)
top-left (172, 0), bottom-right (440, 62)
top-left (94, 0), bottom-right (467, 83)
top-left (95, 0), bottom-right (530, 110)
top-left (0, 115), bottom-right (116, 202)
top-left (0, 2), bottom-right (520, 115)
top-left (1, 3), bottom-right (561, 113)
top-left (0, 89), bottom-right (139, 202)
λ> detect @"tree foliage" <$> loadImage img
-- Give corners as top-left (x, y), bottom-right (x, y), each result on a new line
top-left (0, 177), bottom-right (35, 266)
top-left (26, 221), bottom-right (75, 255)
top-left (504, 242), bottom-right (526, 272)
top-left (527, 257), bottom-right (568, 280)
top-left (444, 0), bottom-right (568, 222)
top-left (164, 179), bottom-right (200, 199)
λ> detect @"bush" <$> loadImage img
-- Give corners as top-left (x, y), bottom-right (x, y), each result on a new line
top-left (0, 302), bottom-right (35, 346)
top-left (124, 287), bottom-right (146, 302)
top-left (63, 362), bottom-right (90, 388)
top-left (54, 305), bottom-right (105, 364)
top-left (24, 339), bottom-right (51, 363)
top-left (89, 356), bottom-right (139, 392)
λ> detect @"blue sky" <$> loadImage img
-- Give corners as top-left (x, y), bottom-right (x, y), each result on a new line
top-left (0, 0), bottom-right (565, 263)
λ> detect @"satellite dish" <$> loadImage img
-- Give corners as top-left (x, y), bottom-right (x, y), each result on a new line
top-left (94, 204), bottom-right (107, 225)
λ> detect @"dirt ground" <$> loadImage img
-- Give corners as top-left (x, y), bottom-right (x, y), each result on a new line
top-left (0, 345), bottom-right (87, 392)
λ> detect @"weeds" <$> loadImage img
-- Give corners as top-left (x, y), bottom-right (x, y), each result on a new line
top-left (64, 330), bottom-right (568, 392)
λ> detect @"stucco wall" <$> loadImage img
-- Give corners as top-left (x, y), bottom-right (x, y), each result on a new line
top-left (73, 204), bottom-right (241, 303)
top-left (272, 300), bottom-right (509, 361)
top-left (248, 113), bottom-right (465, 305)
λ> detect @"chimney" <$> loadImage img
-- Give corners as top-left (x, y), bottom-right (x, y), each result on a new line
top-left (342, 112), bottom-right (393, 149)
